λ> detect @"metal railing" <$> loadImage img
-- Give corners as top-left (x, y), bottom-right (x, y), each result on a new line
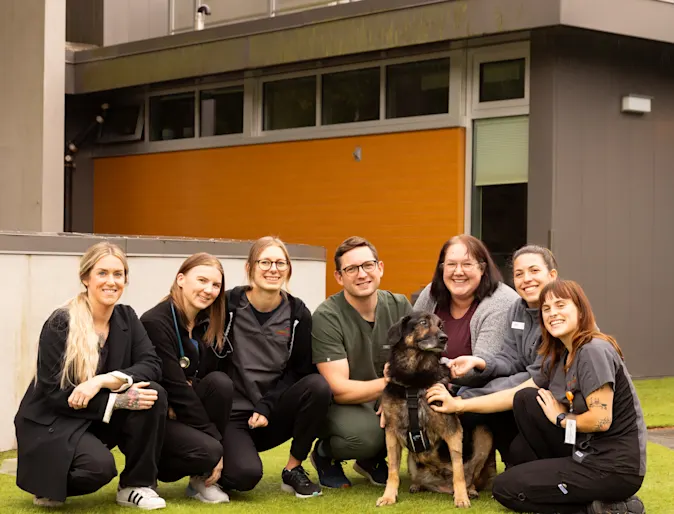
top-left (169, 0), bottom-right (362, 34)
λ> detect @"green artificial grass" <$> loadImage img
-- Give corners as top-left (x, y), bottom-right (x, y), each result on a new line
top-left (1, 377), bottom-right (672, 512)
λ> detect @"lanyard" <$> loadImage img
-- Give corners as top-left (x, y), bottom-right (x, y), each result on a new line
top-left (170, 302), bottom-right (191, 369)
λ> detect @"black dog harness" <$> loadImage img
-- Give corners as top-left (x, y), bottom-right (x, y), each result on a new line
top-left (406, 389), bottom-right (431, 453)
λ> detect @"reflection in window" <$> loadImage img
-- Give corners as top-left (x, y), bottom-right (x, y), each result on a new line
top-left (322, 68), bottom-right (380, 125)
top-left (149, 92), bottom-right (195, 141)
top-left (263, 76), bottom-right (317, 130)
top-left (200, 87), bottom-right (244, 137)
top-left (386, 58), bottom-right (450, 119)
top-left (479, 59), bottom-right (526, 102)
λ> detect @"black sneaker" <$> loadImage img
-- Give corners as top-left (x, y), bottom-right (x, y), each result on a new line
top-left (353, 456), bottom-right (388, 486)
top-left (281, 466), bottom-right (322, 498)
top-left (310, 446), bottom-right (352, 489)
top-left (587, 495), bottom-right (645, 514)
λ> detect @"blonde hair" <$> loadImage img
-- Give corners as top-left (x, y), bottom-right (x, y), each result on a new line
top-left (246, 236), bottom-right (293, 287)
top-left (59, 242), bottom-right (128, 389)
top-left (168, 253), bottom-right (226, 351)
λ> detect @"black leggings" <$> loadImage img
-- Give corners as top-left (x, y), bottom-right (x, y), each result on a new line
top-left (219, 374), bottom-right (332, 491)
top-left (158, 371), bottom-right (233, 482)
top-left (460, 410), bottom-right (519, 466)
top-left (492, 388), bottom-right (643, 513)
top-left (67, 381), bottom-right (167, 496)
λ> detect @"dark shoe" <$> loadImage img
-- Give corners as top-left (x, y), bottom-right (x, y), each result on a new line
top-left (587, 495), bottom-right (645, 514)
top-left (281, 466), bottom-right (322, 498)
top-left (310, 446), bottom-right (352, 489)
top-left (353, 456), bottom-right (388, 486)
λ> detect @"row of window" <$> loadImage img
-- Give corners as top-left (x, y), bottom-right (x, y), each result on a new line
top-left (105, 57), bottom-right (526, 143)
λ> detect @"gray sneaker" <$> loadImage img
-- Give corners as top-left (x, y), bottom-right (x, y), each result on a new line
top-left (587, 495), bottom-right (645, 514)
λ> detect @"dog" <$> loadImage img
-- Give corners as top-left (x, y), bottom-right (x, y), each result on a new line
top-left (376, 310), bottom-right (493, 508)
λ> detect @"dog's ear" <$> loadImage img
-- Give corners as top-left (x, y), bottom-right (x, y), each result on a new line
top-left (387, 314), bottom-right (411, 345)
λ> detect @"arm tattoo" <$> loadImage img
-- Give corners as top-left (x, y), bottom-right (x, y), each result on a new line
top-left (588, 397), bottom-right (608, 410)
top-left (114, 388), bottom-right (140, 410)
top-left (594, 416), bottom-right (612, 431)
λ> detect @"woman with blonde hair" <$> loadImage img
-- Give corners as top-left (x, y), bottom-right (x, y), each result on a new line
top-left (15, 242), bottom-right (167, 510)
top-left (426, 279), bottom-right (646, 514)
top-left (218, 236), bottom-right (331, 498)
top-left (141, 252), bottom-right (233, 504)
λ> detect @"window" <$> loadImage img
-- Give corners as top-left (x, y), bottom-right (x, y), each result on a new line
top-left (386, 58), bottom-right (450, 119)
top-left (263, 76), bottom-right (317, 130)
top-left (479, 59), bottom-right (526, 103)
top-left (321, 68), bottom-right (380, 125)
top-left (149, 92), bottom-right (195, 141)
top-left (200, 87), bottom-right (244, 137)
top-left (97, 103), bottom-right (144, 143)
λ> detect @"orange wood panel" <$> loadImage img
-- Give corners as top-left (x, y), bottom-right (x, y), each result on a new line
top-left (94, 128), bottom-right (465, 299)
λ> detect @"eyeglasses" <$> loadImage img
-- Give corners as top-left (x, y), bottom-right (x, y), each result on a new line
top-left (256, 259), bottom-right (289, 271)
top-left (341, 260), bottom-right (378, 277)
top-left (441, 261), bottom-right (482, 272)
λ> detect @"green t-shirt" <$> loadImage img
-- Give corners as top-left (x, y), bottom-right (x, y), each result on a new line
top-left (311, 290), bottom-right (413, 381)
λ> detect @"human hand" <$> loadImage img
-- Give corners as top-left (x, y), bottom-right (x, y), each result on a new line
top-left (68, 376), bottom-right (103, 409)
top-left (167, 406), bottom-right (177, 420)
top-left (248, 412), bottom-right (269, 429)
top-left (113, 382), bottom-right (158, 411)
top-left (446, 356), bottom-right (485, 378)
top-left (205, 457), bottom-right (223, 487)
top-left (536, 389), bottom-right (567, 425)
top-left (426, 383), bottom-right (463, 414)
top-left (376, 404), bottom-right (386, 428)
top-left (383, 362), bottom-right (391, 383)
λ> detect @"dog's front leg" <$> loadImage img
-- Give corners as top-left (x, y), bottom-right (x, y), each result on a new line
top-left (376, 429), bottom-right (401, 507)
top-left (444, 428), bottom-right (471, 508)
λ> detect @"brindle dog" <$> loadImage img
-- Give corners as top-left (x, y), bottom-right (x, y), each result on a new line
top-left (376, 311), bottom-right (493, 508)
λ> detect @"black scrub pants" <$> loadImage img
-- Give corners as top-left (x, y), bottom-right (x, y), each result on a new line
top-left (157, 371), bottom-right (234, 482)
top-left (66, 381), bottom-right (168, 496)
top-left (219, 374), bottom-right (332, 491)
top-left (460, 410), bottom-right (519, 467)
top-left (492, 388), bottom-right (643, 514)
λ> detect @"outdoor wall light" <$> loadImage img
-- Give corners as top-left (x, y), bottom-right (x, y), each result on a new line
top-left (621, 94), bottom-right (652, 114)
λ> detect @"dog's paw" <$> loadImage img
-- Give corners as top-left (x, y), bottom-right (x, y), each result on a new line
top-left (376, 494), bottom-right (397, 507)
top-left (409, 484), bottom-right (423, 494)
top-left (468, 486), bottom-right (479, 499)
top-left (453, 494), bottom-right (471, 509)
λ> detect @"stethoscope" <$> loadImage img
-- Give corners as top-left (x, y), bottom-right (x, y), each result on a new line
top-left (170, 302), bottom-right (192, 369)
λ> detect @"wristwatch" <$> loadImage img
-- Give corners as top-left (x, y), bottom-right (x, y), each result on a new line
top-left (556, 413), bottom-right (567, 427)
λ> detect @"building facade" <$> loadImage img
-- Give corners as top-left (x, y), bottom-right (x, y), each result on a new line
top-left (2, 0), bottom-right (674, 377)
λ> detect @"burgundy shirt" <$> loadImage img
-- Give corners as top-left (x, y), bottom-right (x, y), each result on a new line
top-left (435, 301), bottom-right (478, 360)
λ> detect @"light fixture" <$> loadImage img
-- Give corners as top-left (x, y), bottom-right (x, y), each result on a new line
top-left (621, 94), bottom-right (652, 114)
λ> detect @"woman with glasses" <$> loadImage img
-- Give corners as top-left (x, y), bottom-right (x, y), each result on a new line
top-left (218, 236), bottom-right (332, 499)
top-left (140, 253), bottom-right (232, 504)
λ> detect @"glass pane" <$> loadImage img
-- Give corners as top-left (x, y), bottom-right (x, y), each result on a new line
top-left (263, 76), bottom-right (317, 130)
top-left (386, 58), bottom-right (450, 119)
top-left (479, 59), bottom-right (526, 103)
top-left (200, 87), bottom-right (244, 137)
top-left (322, 68), bottom-right (380, 125)
top-left (149, 92), bottom-right (195, 141)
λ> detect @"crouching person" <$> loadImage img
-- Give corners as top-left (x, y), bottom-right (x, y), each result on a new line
top-left (15, 242), bottom-right (167, 510)
top-left (141, 253), bottom-right (232, 504)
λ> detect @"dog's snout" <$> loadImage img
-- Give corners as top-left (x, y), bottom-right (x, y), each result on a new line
top-left (438, 331), bottom-right (448, 344)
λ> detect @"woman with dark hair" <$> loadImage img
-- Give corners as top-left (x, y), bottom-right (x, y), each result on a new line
top-left (415, 235), bottom-right (519, 384)
top-left (426, 279), bottom-right (646, 514)
top-left (141, 253), bottom-right (233, 504)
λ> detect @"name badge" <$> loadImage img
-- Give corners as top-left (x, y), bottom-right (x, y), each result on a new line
top-left (565, 419), bottom-right (577, 445)
top-left (511, 321), bottom-right (525, 330)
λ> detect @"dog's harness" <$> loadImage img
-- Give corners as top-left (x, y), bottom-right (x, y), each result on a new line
top-left (406, 389), bottom-right (431, 453)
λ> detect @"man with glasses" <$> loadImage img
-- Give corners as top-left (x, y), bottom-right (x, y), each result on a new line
top-left (310, 236), bottom-right (412, 489)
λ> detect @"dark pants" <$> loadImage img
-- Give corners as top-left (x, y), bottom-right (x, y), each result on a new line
top-left (219, 374), bottom-right (332, 491)
top-left (460, 410), bottom-right (519, 466)
top-left (492, 388), bottom-right (643, 514)
top-left (158, 371), bottom-right (233, 482)
top-left (317, 401), bottom-right (385, 462)
top-left (66, 381), bottom-right (167, 496)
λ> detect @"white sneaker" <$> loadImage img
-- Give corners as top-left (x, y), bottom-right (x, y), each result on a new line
top-left (116, 487), bottom-right (166, 510)
top-left (186, 476), bottom-right (230, 504)
top-left (33, 497), bottom-right (64, 507)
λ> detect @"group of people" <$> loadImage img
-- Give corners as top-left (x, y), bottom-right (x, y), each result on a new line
top-left (13, 234), bottom-right (646, 514)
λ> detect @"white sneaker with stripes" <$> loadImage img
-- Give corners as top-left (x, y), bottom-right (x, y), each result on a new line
top-left (116, 486), bottom-right (166, 510)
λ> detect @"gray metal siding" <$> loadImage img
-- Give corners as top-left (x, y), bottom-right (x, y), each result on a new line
top-left (530, 28), bottom-right (674, 378)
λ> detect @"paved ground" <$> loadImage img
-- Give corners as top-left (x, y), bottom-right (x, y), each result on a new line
top-left (648, 428), bottom-right (674, 450)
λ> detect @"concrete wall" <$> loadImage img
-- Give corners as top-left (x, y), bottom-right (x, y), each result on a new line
top-left (0, 233), bottom-right (325, 451)
top-left (529, 27), bottom-right (674, 378)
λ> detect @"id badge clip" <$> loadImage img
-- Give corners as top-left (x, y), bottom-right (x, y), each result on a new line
top-left (564, 391), bottom-right (577, 445)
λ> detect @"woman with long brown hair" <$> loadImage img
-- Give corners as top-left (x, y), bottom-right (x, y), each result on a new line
top-left (141, 253), bottom-right (233, 504)
top-left (15, 242), bottom-right (167, 510)
top-left (425, 279), bottom-right (646, 514)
